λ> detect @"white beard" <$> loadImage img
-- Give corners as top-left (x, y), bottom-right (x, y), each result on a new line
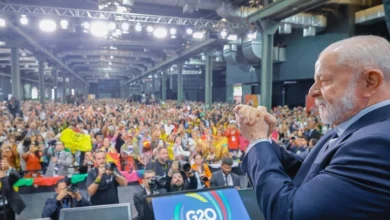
top-left (316, 82), bottom-right (357, 125)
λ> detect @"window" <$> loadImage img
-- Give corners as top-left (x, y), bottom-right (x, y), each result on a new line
top-left (31, 87), bottom-right (38, 99)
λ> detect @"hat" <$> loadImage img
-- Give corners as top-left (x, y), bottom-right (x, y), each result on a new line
top-left (229, 120), bottom-right (237, 124)
top-left (143, 140), bottom-right (151, 149)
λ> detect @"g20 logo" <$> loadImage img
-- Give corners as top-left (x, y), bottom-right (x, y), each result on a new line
top-left (185, 208), bottom-right (217, 220)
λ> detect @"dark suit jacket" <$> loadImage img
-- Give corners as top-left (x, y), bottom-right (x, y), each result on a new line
top-left (2, 170), bottom-right (26, 215)
top-left (242, 105), bottom-right (390, 220)
top-left (133, 188), bottom-right (167, 220)
top-left (304, 129), bottom-right (321, 140)
top-left (209, 170), bottom-right (240, 188)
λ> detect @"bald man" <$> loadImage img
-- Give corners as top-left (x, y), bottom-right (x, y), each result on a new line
top-left (235, 36), bottom-right (390, 220)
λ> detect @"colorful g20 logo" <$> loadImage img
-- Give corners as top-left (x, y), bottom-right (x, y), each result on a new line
top-left (174, 191), bottom-right (232, 220)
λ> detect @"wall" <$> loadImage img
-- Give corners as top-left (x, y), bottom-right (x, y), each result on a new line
top-left (89, 79), bottom-right (121, 99)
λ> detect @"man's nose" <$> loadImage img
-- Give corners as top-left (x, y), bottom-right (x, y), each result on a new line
top-left (308, 82), bottom-right (321, 98)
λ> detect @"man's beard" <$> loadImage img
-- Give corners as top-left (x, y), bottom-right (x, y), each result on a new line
top-left (315, 81), bottom-right (357, 125)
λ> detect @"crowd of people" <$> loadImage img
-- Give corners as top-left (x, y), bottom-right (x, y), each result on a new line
top-left (0, 97), bottom-right (326, 220)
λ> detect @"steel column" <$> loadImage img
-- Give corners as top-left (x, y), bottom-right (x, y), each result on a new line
top-left (62, 74), bottom-right (66, 103)
top-left (258, 20), bottom-right (279, 110)
top-left (161, 71), bottom-right (167, 101)
top-left (11, 47), bottom-right (21, 100)
top-left (205, 55), bottom-right (213, 109)
top-left (152, 73), bottom-right (155, 96)
top-left (177, 65), bottom-right (183, 103)
top-left (52, 67), bottom-right (58, 101)
top-left (38, 60), bottom-right (45, 105)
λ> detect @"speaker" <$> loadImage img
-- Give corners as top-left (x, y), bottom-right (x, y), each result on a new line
top-left (384, 0), bottom-right (390, 35)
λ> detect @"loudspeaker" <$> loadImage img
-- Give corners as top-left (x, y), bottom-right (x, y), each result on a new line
top-left (384, 0), bottom-right (390, 35)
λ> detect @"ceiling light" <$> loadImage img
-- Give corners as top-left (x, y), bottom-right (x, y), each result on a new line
top-left (20, 15), bottom-right (28, 25)
top-left (90, 21), bottom-right (108, 37)
top-left (227, 34), bottom-right (238, 41)
top-left (135, 23), bottom-right (142, 32)
top-left (60, 19), bottom-right (68, 29)
top-left (108, 22), bottom-right (116, 30)
top-left (171, 35), bottom-right (176, 39)
top-left (170, 28), bottom-right (177, 35)
top-left (248, 32), bottom-right (256, 40)
top-left (109, 62), bottom-right (112, 65)
top-left (121, 22), bottom-right (129, 31)
top-left (153, 27), bottom-right (168, 39)
top-left (192, 32), bottom-right (204, 39)
top-left (82, 22), bottom-right (90, 29)
top-left (39, 19), bottom-right (57, 32)
top-left (110, 55), bottom-right (114, 59)
top-left (221, 30), bottom-right (227, 38)
top-left (0, 19), bottom-right (5, 28)
top-left (147, 25), bottom-right (154, 33)
top-left (186, 28), bottom-right (193, 35)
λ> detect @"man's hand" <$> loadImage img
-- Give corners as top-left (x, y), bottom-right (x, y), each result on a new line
top-left (98, 164), bottom-right (106, 178)
top-left (68, 191), bottom-right (82, 201)
top-left (56, 189), bottom-right (68, 201)
top-left (51, 157), bottom-right (58, 163)
top-left (1, 159), bottom-right (10, 171)
top-left (233, 105), bottom-right (276, 143)
top-left (171, 161), bottom-right (179, 172)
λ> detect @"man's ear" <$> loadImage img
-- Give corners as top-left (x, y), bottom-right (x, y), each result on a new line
top-left (362, 69), bottom-right (384, 98)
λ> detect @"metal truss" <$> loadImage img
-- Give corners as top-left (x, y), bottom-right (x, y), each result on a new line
top-left (0, 3), bottom-right (247, 30)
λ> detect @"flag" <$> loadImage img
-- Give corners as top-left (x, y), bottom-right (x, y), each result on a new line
top-left (106, 152), bottom-right (122, 171)
top-left (60, 128), bottom-right (92, 153)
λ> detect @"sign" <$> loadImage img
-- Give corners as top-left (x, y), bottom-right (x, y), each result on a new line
top-left (152, 188), bottom-right (250, 220)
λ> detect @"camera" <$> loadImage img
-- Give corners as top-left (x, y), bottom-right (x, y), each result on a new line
top-left (178, 161), bottom-right (191, 173)
top-left (148, 176), bottom-right (166, 195)
top-left (106, 162), bottom-right (117, 171)
top-left (67, 184), bottom-right (78, 193)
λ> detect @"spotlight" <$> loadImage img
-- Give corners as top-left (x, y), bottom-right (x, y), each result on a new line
top-left (82, 22), bottom-right (90, 29)
top-left (20, 15), bottom-right (28, 25)
top-left (90, 21), bottom-right (108, 37)
top-left (221, 30), bottom-right (227, 38)
top-left (146, 25), bottom-right (154, 33)
top-left (227, 34), bottom-right (237, 41)
top-left (0, 19), bottom-right (5, 28)
top-left (108, 22), bottom-right (116, 30)
top-left (39, 19), bottom-right (57, 32)
top-left (121, 22), bottom-right (129, 31)
top-left (135, 23), bottom-right (142, 32)
top-left (60, 19), bottom-right (68, 29)
top-left (186, 28), bottom-right (193, 35)
top-left (170, 28), bottom-right (177, 35)
top-left (153, 27), bottom-right (167, 39)
top-left (192, 32), bottom-right (204, 39)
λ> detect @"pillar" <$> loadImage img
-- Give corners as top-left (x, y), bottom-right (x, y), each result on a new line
top-left (177, 65), bottom-right (183, 103)
top-left (52, 67), bottom-right (58, 101)
top-left (205, 55), bottom-right (213, 109)
top-left (161, 71), bottom-right (167, 101)
top-left (62, 74), bottom-right (66, 103)
top-left (38, 60), bottom-right (45, 105)
top-left (11, 47), bottom-right (21, 100)
top-left (152, 74), bottom-right (156, 96)
top-left (258, 20), bottom-right (279, 110)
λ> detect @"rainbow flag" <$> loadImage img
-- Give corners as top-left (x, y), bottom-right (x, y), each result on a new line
top-left (106, 152), bottom-right (122, 171)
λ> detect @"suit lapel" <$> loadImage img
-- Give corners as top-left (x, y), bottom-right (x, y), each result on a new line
top-left (300, 104), bottom-right (390, 185)
top-left (292, 130), bottom-right (336, 186)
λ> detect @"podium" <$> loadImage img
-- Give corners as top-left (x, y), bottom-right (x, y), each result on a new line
top-left (59, 203), bottom-right (132, 220)
top-left (148, 187), bottom-right (263, 220)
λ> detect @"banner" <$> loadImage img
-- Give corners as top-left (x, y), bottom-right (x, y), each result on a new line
top-left (152, 188), bottom-right (250, 220)
top-left (244, 94), bottom-right (260, 107)
top-left (60, 128), bottom-right (92, 153)
top-left (106, 152), bottom-right (122, 171)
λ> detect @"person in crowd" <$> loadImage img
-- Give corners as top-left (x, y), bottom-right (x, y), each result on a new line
top-left (145, 147), bottom-right (172, 177)
top-left (0, 156), bottom-right (25, 220)
top-left (45, 141), bottom-right (73, 177)
top-left (191, 154), bottom-right (212, 188)
top-left (236, 36), bottom-right (390, 219)
top-left (166, 161), bottom-right (198, 192)
top-left (304, 117), bottom-right (321, 140)
top-left (86, 150), bottom-right (127, 205)
top-left (133, 170), bottom-right (167, 220)
top-left (22, 144), bottom-right (43, 178)
top-left (210, 157), bottom-right (240, 188)
top-left (42, 178), bottom-right (91, 220)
